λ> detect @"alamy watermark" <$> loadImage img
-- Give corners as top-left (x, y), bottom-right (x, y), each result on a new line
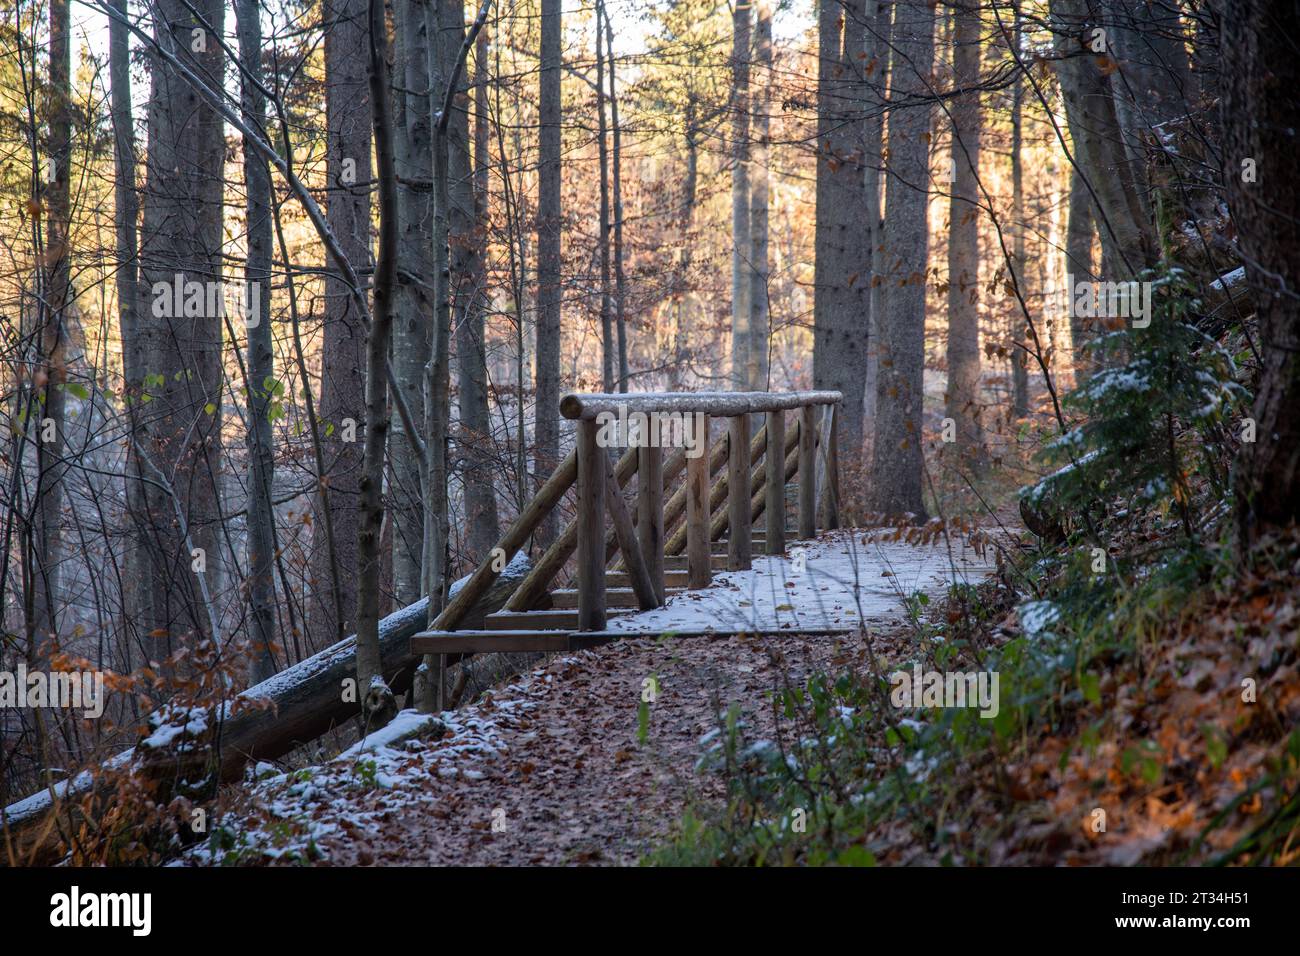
top-left (1065, 272), bottom-right (1152, 329)
top-left (152, 273), bottom-right (262, 326)
top-left (0, 662), bottom-right (105, 718)
top-left (889, 663), bottom-right (1000, 719)
top-left (594, 405), bottom-right (707, 459)
top-left (50, 886), bottom-right (151, 936)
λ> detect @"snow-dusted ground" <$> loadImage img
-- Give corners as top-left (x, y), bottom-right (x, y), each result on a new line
top-left (605, 530), bottom-right (994, 635)
top-left (178, 528), bottom-right (998, 866)
top-left (184, 697), bottom-right (533, 865)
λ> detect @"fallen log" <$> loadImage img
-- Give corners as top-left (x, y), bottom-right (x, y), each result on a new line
top-left (1, 555), bottom-right (530, 865)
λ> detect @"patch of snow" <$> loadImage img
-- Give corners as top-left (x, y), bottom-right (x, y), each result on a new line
top-left (1018, 600), bottom-right (1062, 637)
top-left (1209, 266), bottom-right (1246, 291)
top-left (604, 531), bottom-right (992, 636)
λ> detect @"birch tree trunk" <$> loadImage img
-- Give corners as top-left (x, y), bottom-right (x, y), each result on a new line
top-left (312, 0), bottom-right (372, 645)
top-left (945, 0), bottom-right (984, 464)
top-left (237, 0), bottom-right (278, 682)
top-left (869, 0), bottom-right (934, 519)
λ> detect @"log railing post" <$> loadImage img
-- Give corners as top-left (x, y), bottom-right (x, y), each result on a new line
top-left (605, 463), bottom-right (659, 609)
top-left (686, 413), bottom-right (712, 588)
top-left (576, 419), bottom-right (607, 629)
top-left (765, 409), bottom-right (786, 555)
top-left (798, 404), bottom-right (817, 539)
top-left (727, 414), bottom-right (752, 571)
top-left (637, 436), bottom-right (665, 603)
top-left (820, 402), bottom-right (841, 531)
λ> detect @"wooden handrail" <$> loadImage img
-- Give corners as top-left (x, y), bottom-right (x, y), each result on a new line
top-left (424, 390), bottom-right (844, 642)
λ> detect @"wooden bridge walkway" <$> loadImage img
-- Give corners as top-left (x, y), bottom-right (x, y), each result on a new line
top-left (413, 390), bottom-right (849, 655)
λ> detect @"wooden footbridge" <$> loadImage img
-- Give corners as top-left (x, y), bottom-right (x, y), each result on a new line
top-left (413, 390), bottom-right (845, 655)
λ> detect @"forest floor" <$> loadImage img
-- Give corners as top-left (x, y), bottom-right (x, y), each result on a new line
top-left (194, 516), bottom-right (1300, 867)
top-left (193, 530), bottom-right (983, 866)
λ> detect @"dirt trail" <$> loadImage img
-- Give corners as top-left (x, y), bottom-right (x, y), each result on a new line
top-left (207, 533), bottom-right (990, 866)
top-left (325, 631), bottom-right (876, 866)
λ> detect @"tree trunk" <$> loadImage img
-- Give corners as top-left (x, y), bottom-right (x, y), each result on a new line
top-left (1010, 2), bottom-right (1030, 416)
top-left (945, 0), bottom-right (984, 463)
top-left (814, 0), bottom-right (871, 467)
top-left (137, 0), bottom-right (227, 661)
top-left (862, 0), bottom-right (891, 445)
top-left (108, 0), bottom-right (144, 666)
top-left (456, 22), bottom-right (500, 563)
top-left (605, 7), bottom-right (629, 393)
top-left (35, 0), bottom-right (72, 646)
top-left (237, 0), bottom-right (278, 682)
top-left (358, 0), bottom-right (399, 730)
top-left (391, 0), bottom-right (435, 607)
top-left (534, 0), bottom-right (563, 548)
top-left (1223, 0), bottom-right (1300, 547)
top-left (748, 3), bottom-right (772, 393)
top-left (869, 0), bottom-right (934, 519)
top-left (730, 1), bottom-right (752, 389)
top-left (595, 4), bottom-right (614, 392)
top-left (1050, 0), bottom-right (1156, 280)
top-left (1065, 162), bottom-right (1095, 377)
top-left (671, 105), bottom-right (701, 391)
top-left (312, 0), bottom-right (372, 646)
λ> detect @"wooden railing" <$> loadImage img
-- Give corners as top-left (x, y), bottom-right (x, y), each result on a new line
top-left (413, 389), bottom-right (842, 649)
top-left (560, 390), bottom-right (841, 630)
